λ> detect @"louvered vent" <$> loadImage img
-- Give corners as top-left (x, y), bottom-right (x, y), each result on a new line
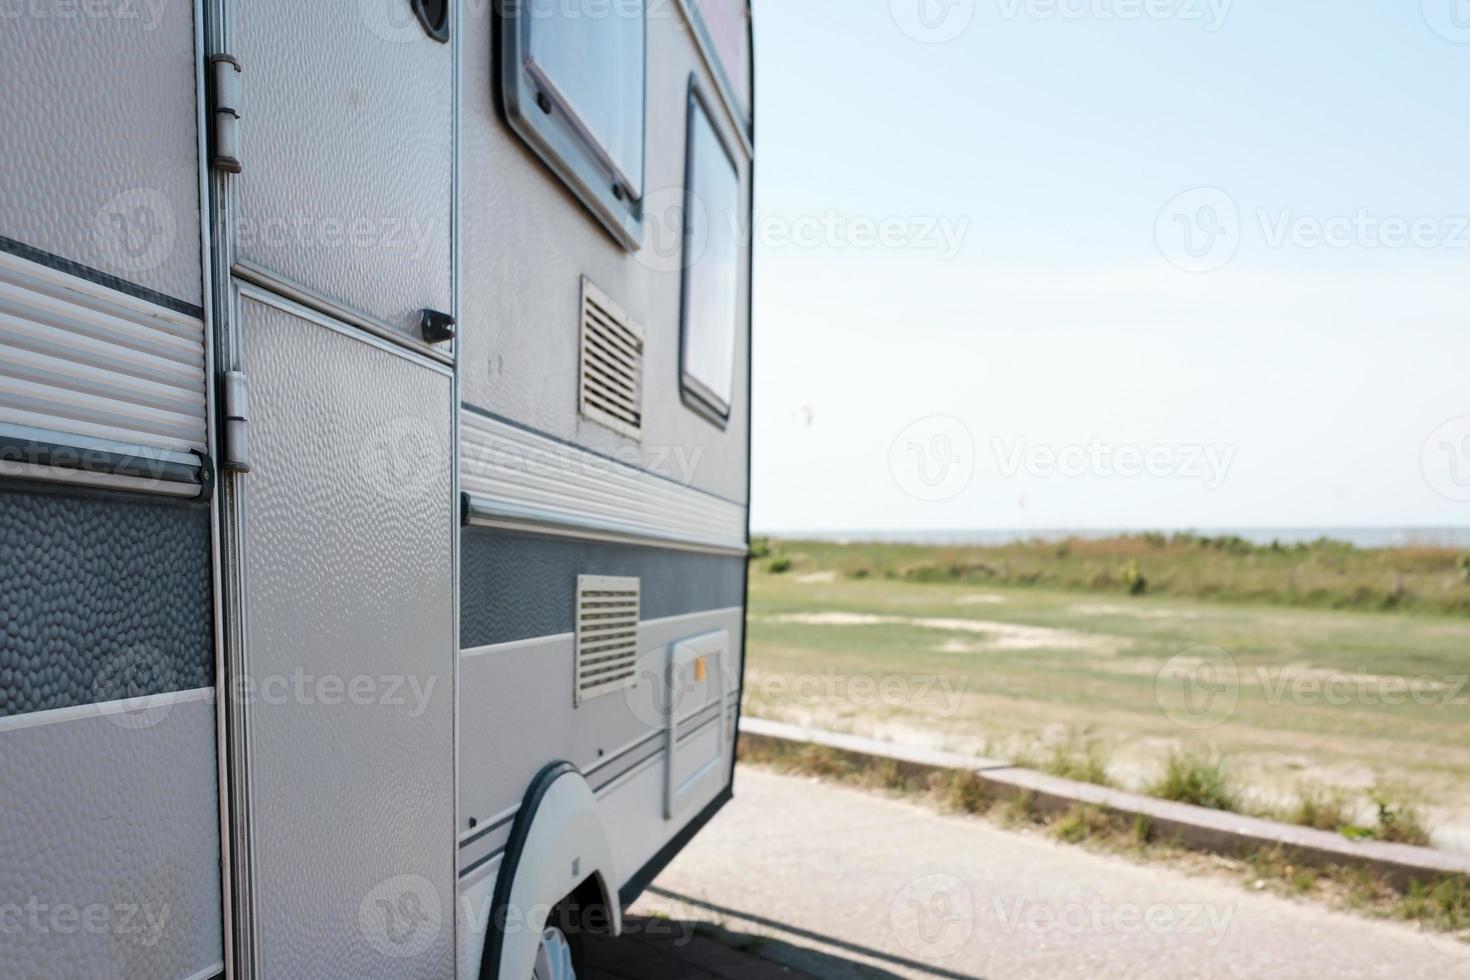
top-left (575, 575), bottom-right (641, 705)
top-left (579, 278), bottom-right (644, 439)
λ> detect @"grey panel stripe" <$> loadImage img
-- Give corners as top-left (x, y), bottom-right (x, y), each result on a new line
top-left (676, 701), bottom-right (724, 745)
top-left (0, 486), bottom-right (213, 718)
top-left (0, 235), bottom-right (203, 318)
top-left (591, 744), bottom-right (665, 795)
top-left (458, 823), bottom-right (513, 879)
top-left (460, 529), bottom-right (747, 648)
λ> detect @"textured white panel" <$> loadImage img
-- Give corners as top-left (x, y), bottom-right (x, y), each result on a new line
top-left (0, 251), bottom-right (207, 453)
top-left (0, 1), bottom-right (203, 305)
top-left (461, 411), bottom-right (746, 552)
top-left (239, 295), bottom-right (454, 980)
top-left (234, 0), bottom-right (452, 336)
top-left (0, 696), bottom-right (223, 980)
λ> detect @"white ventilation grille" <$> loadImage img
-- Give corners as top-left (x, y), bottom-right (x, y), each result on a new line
top-left (575, 575), bottom-right (641, 705)
top-left (578, 278), bottom-right (643, 439)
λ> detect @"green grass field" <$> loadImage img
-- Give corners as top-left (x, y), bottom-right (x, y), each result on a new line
top-left (743, 538), bottom-right (1470, 849)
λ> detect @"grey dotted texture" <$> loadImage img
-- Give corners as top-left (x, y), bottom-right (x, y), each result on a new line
top-left (460, 530), bottom-right (749, 648)
top-left (0, 487), bottom-right (213, 719)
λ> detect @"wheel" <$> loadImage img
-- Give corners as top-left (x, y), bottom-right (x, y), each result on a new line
top-left (531, 926), bottom-right (578, 980)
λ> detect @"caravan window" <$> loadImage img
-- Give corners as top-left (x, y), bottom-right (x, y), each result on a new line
top-left (501, 0), bottom-right (646, 246)
top-left (679, 87), bottom-right (742, 423)
top-left (689, 0), bottom-right (752, 121)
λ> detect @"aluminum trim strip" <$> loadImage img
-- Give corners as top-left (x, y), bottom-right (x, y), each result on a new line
top-left (232, 261), bottom-right (454, 368)
top-left (0, 687), bottom-right (215, 735)
top-left (460, 410), bottom-right (747, 555)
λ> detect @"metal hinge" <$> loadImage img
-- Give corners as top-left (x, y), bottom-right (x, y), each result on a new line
top-left (210, 54), bottom-right (243, 174)
top-left (220, 370), bottom-right (251, 473)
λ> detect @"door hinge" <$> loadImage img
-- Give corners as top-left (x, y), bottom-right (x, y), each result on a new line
top-left (221, 370), bottom-right (251, 473)
top-left (210, 54), bottom-right (243, 174)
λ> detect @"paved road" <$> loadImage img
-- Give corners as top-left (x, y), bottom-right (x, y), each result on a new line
top-left (632, 767), bottom-right (1470, 980)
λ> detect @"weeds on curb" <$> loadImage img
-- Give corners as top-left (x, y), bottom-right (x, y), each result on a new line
top-left (1150, 751), bottom-right (1236, 811)
top-left (736, 742), bottom-right (1467, 944)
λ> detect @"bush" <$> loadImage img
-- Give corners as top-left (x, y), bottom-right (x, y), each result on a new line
top-left (1122, 560), bottom-right (1148, 596)
top-left (766, 557), bottom-right (793, 575)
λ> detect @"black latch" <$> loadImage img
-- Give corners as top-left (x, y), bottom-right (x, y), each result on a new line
top-left (420, 309), bottom-right (456, 345)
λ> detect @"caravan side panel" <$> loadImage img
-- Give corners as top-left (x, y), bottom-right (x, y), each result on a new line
top-left (0, 2), bottom-right (203, 307)
top-left (0, 8), bottom-right (224, 980)
top-left (235, 292), bottom-right (456, 980)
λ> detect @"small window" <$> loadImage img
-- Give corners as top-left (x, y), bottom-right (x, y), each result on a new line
top-left (499, 0), bottom-right (646, 247)
top-left (679, 85), bottom-right (742, 424)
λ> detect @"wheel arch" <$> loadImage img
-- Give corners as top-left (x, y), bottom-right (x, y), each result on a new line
top-left (480, 761), bottom-right (622, 980)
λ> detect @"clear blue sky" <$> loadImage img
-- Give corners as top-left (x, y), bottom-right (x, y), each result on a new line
top-left (748, 0), bottom-right (1470, 533)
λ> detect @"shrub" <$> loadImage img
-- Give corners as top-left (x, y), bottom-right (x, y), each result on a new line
top-left (1122, 560), bottom-right (1148, 596)
top-left (766, 557), bottom-right (793, 575)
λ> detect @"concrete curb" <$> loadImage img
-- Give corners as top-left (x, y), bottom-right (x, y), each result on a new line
top-left (739, 717), bottom-right (1470, 890)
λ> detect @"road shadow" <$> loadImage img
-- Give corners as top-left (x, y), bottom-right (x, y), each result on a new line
top-left (584, 908), bottom-right (984, 980)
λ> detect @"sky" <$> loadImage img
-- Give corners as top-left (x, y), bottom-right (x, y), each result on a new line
top-left (747, 0), bottom-right (1470, 534)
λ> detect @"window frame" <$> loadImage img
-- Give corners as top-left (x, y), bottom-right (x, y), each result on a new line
top-left (496, 0), bottom-right (648, 249)
top-left (679, 0), bottom-right (753, 137)
top-left (677, 78), bottom-right (745, 428)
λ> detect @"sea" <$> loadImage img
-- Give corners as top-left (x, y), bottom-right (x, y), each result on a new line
top-left (772, 528), bottom-right (1470, 551)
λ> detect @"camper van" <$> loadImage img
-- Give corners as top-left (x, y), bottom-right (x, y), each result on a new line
top-left (0, 1), bottom-right (753, 977)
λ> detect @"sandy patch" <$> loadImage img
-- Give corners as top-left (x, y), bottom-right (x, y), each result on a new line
top-left (766, 612), bottom-right (893, 627)
top-left (955, 593), bottom-right (1007, 606)
top-left (1245, 664), bottom-right (1459, 695)
top-left (763, 611), bottom-right (1121, 653)
top-left (793, 571), bottom-right (838, 584)
top-left (1069, 602), bottom-right (1204, 621)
